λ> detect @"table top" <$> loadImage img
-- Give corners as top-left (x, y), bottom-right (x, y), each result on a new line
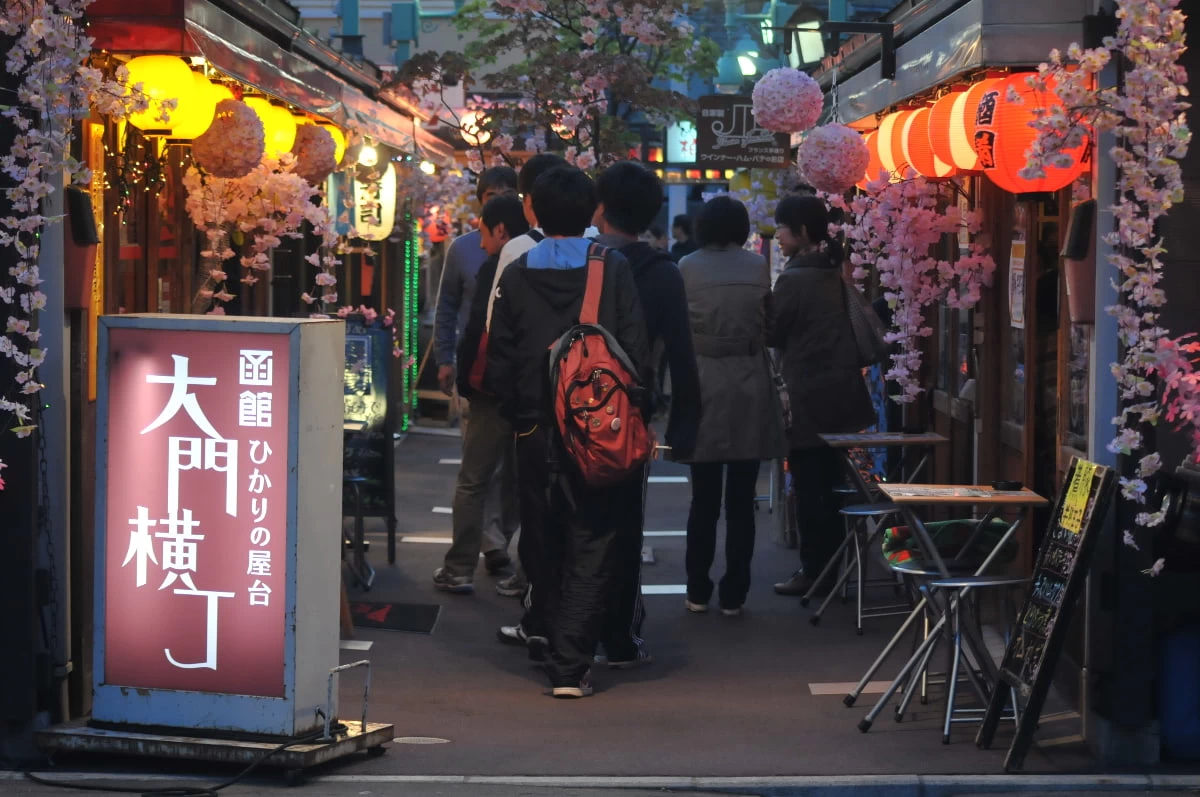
top-left (344, 420), bottom-right (366, 433)
top-left (877, 483), bottom-right (1049, 507)
top-left (819, 432), bottom-right (949, 449)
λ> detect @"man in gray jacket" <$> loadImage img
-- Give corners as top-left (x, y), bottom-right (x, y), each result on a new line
top-left (433, 166), bottom-right (520, 591)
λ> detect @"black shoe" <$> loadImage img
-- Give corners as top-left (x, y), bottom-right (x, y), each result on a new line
top-left (484, 550), bottom-right (513, 575)
top-left (551, 671), bottom-right (594, 698)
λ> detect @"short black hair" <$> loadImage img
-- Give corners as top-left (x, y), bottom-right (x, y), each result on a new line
top-left (594, 161), bottom-right (663, 236)
top-left (531, 166), bottom-right (596, 237)
top-left (517, 153), bottom-right (568, 196)
top-left (481, 194), bottom-right (529, 238)
top-left (672, 214), bottom-right (691, 233)
top-left (775, 194), bottom-right (830, 244)
top-left (695, 195), bottom-right (750, 248)
top-left (476, 166), bottom-right (518, 202)
top-left (648, 225), bottom-right (665, 239)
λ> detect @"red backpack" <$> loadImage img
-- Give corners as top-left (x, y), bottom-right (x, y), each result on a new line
top-left (547, 245), bottom-right (652, 487)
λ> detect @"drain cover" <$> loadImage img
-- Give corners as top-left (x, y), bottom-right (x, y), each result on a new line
top-left (392, 736), bottom-right (451, 745)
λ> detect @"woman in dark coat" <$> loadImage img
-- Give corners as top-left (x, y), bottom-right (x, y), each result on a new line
top-left (678, 196), bottom-right (787, 616)
top-left (769, 195), bottom-right (877, 596)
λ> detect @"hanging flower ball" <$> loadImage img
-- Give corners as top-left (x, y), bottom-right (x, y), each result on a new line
top-left (797, 124), bottom-right (871, 194)
top-left (751, 68), bottom-right (823, 133)
top-left (291, 122), bottom-right (338, 185)
top-left (192, 99), bottom-right (265, 179)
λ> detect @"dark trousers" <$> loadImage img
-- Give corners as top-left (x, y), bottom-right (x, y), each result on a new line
top-left (685, 460), bottom-right (761, 609)
top-left (514, 425), bottom-right (642, 685)
top-left (599, 465), bottom-right (648, 662)
top-left (789, 446), bottom-right (844, 580)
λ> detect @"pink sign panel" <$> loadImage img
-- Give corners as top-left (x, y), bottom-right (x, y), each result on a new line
top-left (103, 328), bottom-right (290, 697)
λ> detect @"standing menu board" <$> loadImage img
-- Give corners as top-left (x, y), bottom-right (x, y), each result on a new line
top-left (977, 457), bottom-right (1116, 771)
top-left (343, 316), bottom-right (398, 563)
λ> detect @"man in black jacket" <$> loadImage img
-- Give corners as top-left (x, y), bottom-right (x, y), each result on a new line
top-left (592, 161), bottom-right (701, 667)
top-left (488, 166), bottom-right (650, 698)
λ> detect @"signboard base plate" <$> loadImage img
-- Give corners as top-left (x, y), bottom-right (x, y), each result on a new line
top-left (35, 719), bottom-right (394, 776)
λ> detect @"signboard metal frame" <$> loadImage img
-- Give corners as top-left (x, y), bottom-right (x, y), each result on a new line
top-left (93, 315), bottom-right (343, 738)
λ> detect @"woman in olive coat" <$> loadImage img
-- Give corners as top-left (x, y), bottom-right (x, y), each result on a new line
top-left (678, 196), bottom-right (787, 615)
top-left (769, 195), bottom-right (877, 597)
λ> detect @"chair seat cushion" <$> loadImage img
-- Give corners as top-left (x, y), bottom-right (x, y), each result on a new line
top-left (883, 517), bottom-right (1017, 567)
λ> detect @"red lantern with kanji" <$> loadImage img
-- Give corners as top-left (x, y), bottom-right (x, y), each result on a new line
top-left (857, 131), bottom-right (884, 190)
top-left (973, 73), bottom-right (1089, 194)
top-left (902, 107), bottom-right (955, 178)
top-left (928, 79), bottom-right (1002, 172)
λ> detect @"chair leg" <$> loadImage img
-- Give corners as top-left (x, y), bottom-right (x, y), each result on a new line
top-left (855, 525), bottom-right (866, 635)
top-left (943, 594), bottom-right (963, 744)
top-left (895, 628), bottom-right (939, 721)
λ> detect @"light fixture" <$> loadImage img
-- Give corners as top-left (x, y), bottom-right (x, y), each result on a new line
top-left (419, 160), bottom-right (436, 175)
top-left (244, 97), bottom-right (297, 157)
top-left (760, 18), bottom-right (774, 46)
top-left (738, 54), bottom-right (758, 76)
top-left (316, 122), bottom-right (347, 165)
top-left (358, 141), bottom-right (379, 167)
top-left (788, 20), bottom-right (824, 69)
top-left (459, 109), bottom-right (491, 147)
top-left (168, 75), bottom-right (232, 142)
top-left (125, 55), bottom-right (195, 135)
top-left (715, 53), bottom-right (744, 94)
top-left (734, 34), bottom-right (759, 58)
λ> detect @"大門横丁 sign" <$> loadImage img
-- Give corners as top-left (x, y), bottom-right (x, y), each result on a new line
top-left (102, 329), bottom-right (290, 697)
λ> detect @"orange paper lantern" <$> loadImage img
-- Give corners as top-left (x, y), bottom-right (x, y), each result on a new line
top-left (877, 110), bottom-right (914, 178)
top-left (902, 107), bottom-right (955, 178)
top-left (857, 132), bottom-right (884, 190)
top-left (928, 79), bottom-right (1002, 171)
top-left (973, 73), bottom-right (1089, 194)
top-left (927, 89), bottom-right (965, 169)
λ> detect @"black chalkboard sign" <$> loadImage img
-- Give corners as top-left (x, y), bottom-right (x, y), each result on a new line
top-left (977, 457), bottom-right (1116, 771)
top-left (343, 316), bottom-right (398, 563)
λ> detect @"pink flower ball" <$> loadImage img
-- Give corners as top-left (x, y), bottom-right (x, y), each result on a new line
top-left (292, 124), bottom-right (337, 185)
top-left (193, 100), bottom-right (265, 179)
top-left (752, 68), bottom-right (823, 133)
top-left (797, 124), bottom-right (871, 194)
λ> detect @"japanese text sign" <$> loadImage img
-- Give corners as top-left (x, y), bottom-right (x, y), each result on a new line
top-left (102, 328), bottom-right (290, 697)
top-left (694, 95), bottom-right (790, 170)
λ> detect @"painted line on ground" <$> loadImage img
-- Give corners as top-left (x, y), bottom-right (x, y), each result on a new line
top-left (807, 681), bottom-right (893, 696)
top-left (407, 426), bottom-right (462, 438)
top-left (401, 536), bottom-right (452, 544)
top-left (432, 506), bottom-right (453, 514)
top-left (340, 640), bottom-right (373, 652)
top-left (643, 530), bottom-right (685, 537)
top-left (647, 475), bottom-right (689, 484)
top-left (640, 584), bottom-right (687, 595)
top-left (438, 458), bottom-right (463, 465)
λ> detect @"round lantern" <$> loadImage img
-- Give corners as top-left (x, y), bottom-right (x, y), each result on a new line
top-left (244, 97), bottom-right (298, 157)
top-left (316, 122), bottom-right (347, 165)
top-left (876, 110), bottom-right (914, 178)
top-left (856, 131), bottom-right (884, 191)
top-left (459, 110), bottom-right (492, 147)
top-left (902, 107), bottom-right (955, 178)
top-left (125, 55), bottom-right (195, 135)
top-left (973, 73), bottom-right (1088, 194)
top-left (168, 74), bottom-right (225, 141)
top-left (929, 79), bottom-right (1002, 171)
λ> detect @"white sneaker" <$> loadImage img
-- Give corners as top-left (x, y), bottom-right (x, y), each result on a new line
top-left (721, 606), bottom-right (744, 617)
top-left (684, 599), bottom-right (708, 614)
top-left (551, 671), bottom-right (594, 698)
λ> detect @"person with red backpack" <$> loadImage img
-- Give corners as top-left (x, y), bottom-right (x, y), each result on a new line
top-left (488, 165), bottom-right (652, 698)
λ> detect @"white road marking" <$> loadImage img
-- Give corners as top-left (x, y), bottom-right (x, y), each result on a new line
top-left (432, 506), bottom-right (453, 514)
top-left (647, 476), bottom-right (689, 484)
top-left (400, 536), bottom-right (452, 544)
top-left (439, 458), bottom-right (462, 465)
top-left (644, 530), bottom-right (686, 537)
top-left (640, 584), bottom-right (687, 595)
top-left (807, 681), bottom-right (893, 696)
top-left (340, 640), bottom-right (373, 651)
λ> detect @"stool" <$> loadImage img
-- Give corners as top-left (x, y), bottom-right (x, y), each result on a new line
top-left (898, 574), bottom-right (1026, 743)
top-left (805, 503), bottom-right (905, 634)
top-left (343, 476), bottom-right (375, 590)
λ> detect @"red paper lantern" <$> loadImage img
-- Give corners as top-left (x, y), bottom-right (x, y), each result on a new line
top-left (902, 107), bottom-right (955, 178)
top-left (928, 79), bottom-right (1002, 171)
top-left (973, 73), bottom-right (1089, 194)
top-left (857, 131), bottom-right (884, 190)
top-left (877, 110), bottom-right (913, 178)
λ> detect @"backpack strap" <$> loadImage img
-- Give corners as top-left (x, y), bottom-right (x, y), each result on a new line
top-left (580, 243), bottom-right (607, 325)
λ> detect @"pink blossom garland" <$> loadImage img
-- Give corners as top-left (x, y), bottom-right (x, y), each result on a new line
top-left (752, 68), bottom-right (823, 134)
top-left (797, 125), bottom-right (871, 195)
top-left (0, 0), bottom-right (163, 486)
top-left (1023, 0), bottom-right (1192, 560)
top-left (830, 174), bottom-right (995, 402)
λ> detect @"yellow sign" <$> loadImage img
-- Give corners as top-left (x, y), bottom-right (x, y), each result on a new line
top-left (1060, 460), bottom-right (1098, 534)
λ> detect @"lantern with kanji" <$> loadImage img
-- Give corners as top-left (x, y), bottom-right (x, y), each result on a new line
top-left (972, 73), bottom-right (1088, 194)
top-left (928, 79), bottom-right (1001, 172)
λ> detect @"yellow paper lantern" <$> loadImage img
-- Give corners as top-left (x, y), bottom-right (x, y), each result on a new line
top-left (167, 73), bottom-right (224, 141)
top-left (244, 97), bottom-right (297, 157)
top-left (317, 122), bottom-right (347, 165)
top-left (125, 55), bottom-right (195, 135)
